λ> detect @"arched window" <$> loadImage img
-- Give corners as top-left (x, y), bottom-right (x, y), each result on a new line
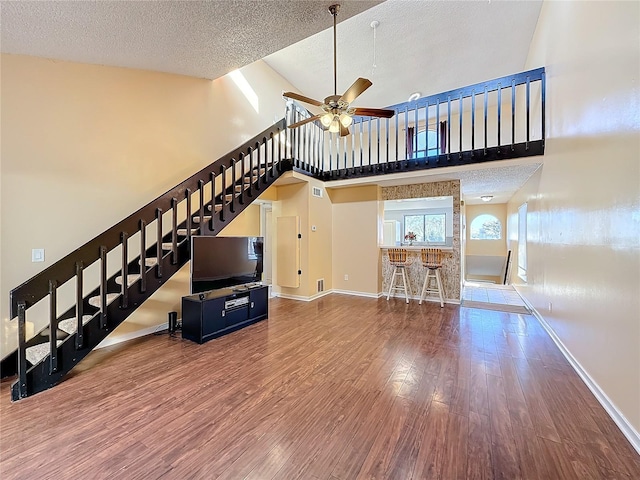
top-left (470, 214), bottom-right (502, 240)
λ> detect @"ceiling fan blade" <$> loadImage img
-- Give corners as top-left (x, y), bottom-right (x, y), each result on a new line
top-left (340, 78), bottom-right (373, 104)
top-left (352, 107), bottom-right (395, 118)
top-left (340, 123), bottom-right (350, 137)
top-left (288, 115), bottom-right (321, 129)
top-left (283, 92), bottom-right (324, 107)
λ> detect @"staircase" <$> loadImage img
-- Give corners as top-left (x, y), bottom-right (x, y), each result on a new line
top-left (1, 67), bottom-right (546, 401)
top-left (1, 120), bottom-right (291, 401)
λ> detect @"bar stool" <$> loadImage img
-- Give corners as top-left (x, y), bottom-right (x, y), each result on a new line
top-left (419, 248), bottom-right (445, 307)
top-left (386, 248), bottom-right (412, 304)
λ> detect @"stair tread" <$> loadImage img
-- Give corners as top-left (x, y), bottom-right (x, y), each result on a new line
top-left (26, 341), bottom-right (63, 366)
top-left (177, 228), bottom-right (197, 236)
top-left (88, 293), bottom-right (119, 309)
top-left (141, 258), bottom-right (157, 267)
top-left (115, 274), bottom-right (140, 287)
top-left (58, 315), bottom-right (94, 335)
top-left (192, 216), bottom-right (212, 223)
top-left (206, 204), bottom-right (223, 212)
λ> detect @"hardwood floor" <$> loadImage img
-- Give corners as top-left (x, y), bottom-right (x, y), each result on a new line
top-left (1, 295), bottom-right (638, 479)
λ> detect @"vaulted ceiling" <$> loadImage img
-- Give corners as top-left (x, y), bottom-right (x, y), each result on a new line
top-left (1, 0), bottom-right (544, 203)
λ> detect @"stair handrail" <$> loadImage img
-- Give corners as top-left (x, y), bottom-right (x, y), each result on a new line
top-left (9, 118), bottom-right (287, 319)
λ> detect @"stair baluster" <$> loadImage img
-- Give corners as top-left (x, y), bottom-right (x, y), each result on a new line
top-left (209, 172), bottom-right (216, 232)
top-left (171, 199), bottom-right (178, 265)
top-left (75, 262), bottom-right (84, 345)
top-left (121, 232), bottom-right (129, 308)
top-left (140, 220), bottom-right (147, 293)
top-left (185, 189), bottom-right (192, 242)
top-left (17, 302), bottom-right (27, 399)
top-left (156, 209), bottom-right (163, 278)
top-left (49, 280), bottom-right (58, 374)
top-left (99, 246), bottom-right (107, 330)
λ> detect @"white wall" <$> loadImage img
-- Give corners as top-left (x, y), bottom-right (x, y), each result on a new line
top-left (508, 0), bottom-right (640, 437)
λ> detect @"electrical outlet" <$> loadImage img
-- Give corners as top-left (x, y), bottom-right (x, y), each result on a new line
top-left (548, 302), bottom-right (553, 313)
top-left (344, 274), bottom-right (349, 281)
top-left (32, 248), bottom-right (45, 263)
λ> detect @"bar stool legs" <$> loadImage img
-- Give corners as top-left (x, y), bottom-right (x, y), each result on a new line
top-left (387, 264), bottom-right (411, 304)
top-left (419, 248), bottom-right (445, 308)
top-left (386, 248), bottom-right (411, 304)
top-left (419, 267), bottom-right (444, 307)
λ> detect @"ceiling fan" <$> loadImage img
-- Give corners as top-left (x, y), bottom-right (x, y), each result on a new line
top-left (283, 4), bottom-right (395, 137)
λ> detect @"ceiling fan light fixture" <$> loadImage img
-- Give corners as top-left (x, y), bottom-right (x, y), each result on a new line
top-left (328, 116), bottom-right (341, 133)
top-left (320, 113), bottom-right (333, 127)
top-left (339, 112), bottom-right (353, 128)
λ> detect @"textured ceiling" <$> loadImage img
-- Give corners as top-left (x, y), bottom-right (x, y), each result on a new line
top-left (0, 0), bottom-right (382, 79)
top-left (264, 0), bottom-right (543, 108)
top-left (324, 159), bottom-right (543, 205)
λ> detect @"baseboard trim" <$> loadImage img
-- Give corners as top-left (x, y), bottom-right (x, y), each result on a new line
top-left (95, 322), bottom-right (168, 349)
top-left (514, 288), bottom-right (640, 455)
top-left (332, 289), bottom-right (381, 299)
top-left (273, 290), bottom-right (333, 302)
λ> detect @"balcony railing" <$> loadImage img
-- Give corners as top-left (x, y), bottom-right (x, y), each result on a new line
top-left (287, 67), bottom-right (545, 179)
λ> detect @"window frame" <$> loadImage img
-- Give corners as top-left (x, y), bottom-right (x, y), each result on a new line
top-left (469, 214), bottom-right (503, 240)
top-left (403, 213), bottom-right (447, 245)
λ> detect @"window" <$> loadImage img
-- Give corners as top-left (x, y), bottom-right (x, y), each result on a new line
top-left (470, 214), bottom-right (502, 240)
top-left (414, 129), bottom-right (439, 158)
top-left (404, 214), bottom-right (446, 243)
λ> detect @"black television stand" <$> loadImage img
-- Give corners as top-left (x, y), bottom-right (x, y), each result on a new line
top-left (181, 285), bottom-right (268, 344)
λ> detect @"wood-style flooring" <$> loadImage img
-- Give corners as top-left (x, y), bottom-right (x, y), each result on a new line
top-left (1, 295), bottom-right (639, 479)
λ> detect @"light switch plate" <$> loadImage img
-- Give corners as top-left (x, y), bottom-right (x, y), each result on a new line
top-left (32, 248), bottom-right (45, 262)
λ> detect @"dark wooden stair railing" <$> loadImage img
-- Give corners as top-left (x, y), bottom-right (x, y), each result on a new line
top-left (2, 119), bottom-right (291, 401)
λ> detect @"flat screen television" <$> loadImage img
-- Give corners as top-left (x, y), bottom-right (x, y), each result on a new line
top-left (190, 236), bottom-right (263, 294)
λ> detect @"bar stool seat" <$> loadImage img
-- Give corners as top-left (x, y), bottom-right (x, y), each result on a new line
top-left (419, 248), bottom-right (445, 307)
top-left (386, 248), bottom-right (412, 304)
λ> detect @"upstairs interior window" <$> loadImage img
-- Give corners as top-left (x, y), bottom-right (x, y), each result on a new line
top-left (404, 213), bottom-right (446, 243)
top-left (470, 214), bottom-right (502, 240)
top-left (414, 129), bottom-right (439, 158)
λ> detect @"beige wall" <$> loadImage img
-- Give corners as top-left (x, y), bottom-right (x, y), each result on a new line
top-left (465, 203), bottom-right (507, 283)
top-left (270, 175), bottom-right (333, 298)
top-left (1, 54), bottom-right (297, 352)
top-left (508, 1), bottom-right (640, 433)
top-left (306, 177), bottom-right (333, 295)
top-left (219, 203), bottom-right (261, 237)
top-left (271, 182), bottom-right (309, 297)
top-left (329, 186), bottom-right (381, 296)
